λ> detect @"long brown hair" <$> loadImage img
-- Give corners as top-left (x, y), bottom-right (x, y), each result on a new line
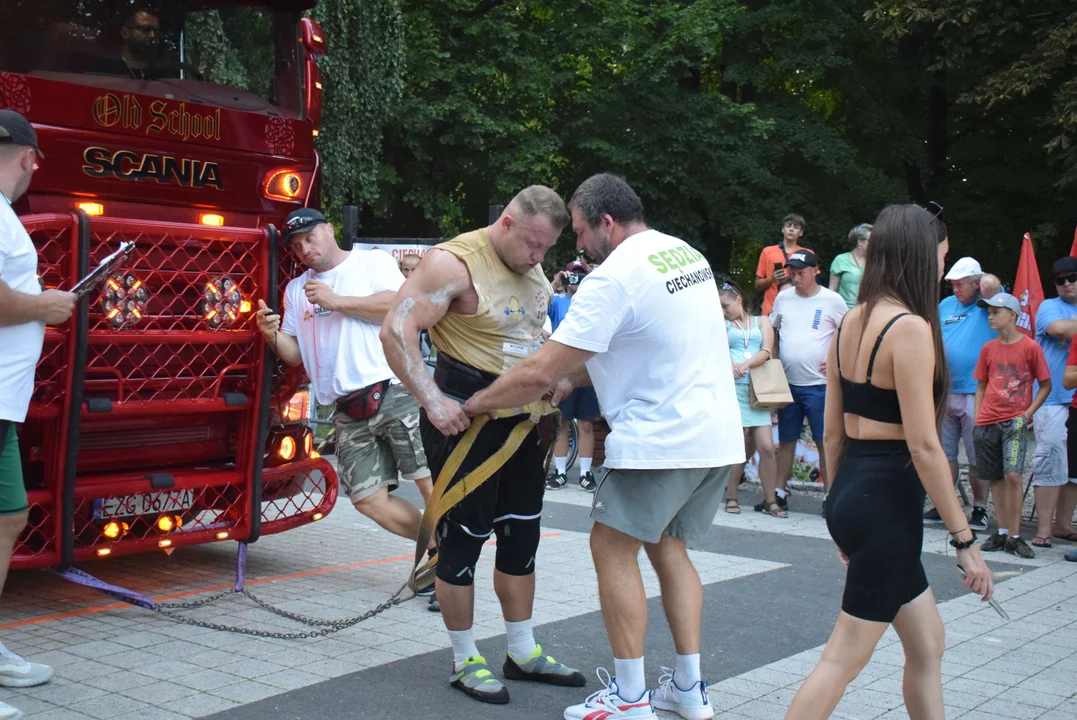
top-left (856, 204), bottom-right (949, 424)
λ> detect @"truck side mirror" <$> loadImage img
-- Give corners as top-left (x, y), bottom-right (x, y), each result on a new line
top-left (300, 18), bottom-right (327, 60)
top-left (299, 18), bottom-right (326, 130)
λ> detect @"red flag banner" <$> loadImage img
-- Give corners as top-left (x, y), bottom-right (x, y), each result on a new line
top-left (1071, 226), bottom-right (1077, 258)
top-left (1014, 232), bottom-right (1044, 338)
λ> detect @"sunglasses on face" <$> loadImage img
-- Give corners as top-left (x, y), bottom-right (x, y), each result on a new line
top-left (720, 282), bottom-right (740, 296)
top-left (1055, 274), bottom-right (1077, 286)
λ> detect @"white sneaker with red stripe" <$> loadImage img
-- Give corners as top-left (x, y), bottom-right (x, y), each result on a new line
top-left (563, 668), bottom-right (656, 720)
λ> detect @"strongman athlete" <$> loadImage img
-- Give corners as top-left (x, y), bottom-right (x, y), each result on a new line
top-left (380, 186), bottom-right (585, 704)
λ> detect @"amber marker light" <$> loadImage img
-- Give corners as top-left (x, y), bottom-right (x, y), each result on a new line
top-left (76, 202), bottom-right (104, 216)
top-left (199, 213), bottom-right (225, 227)
top-left (279, 436), bottom-right (296, 461)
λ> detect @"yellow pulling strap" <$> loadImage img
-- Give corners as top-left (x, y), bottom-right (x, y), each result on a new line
top-left (408, 401), bottom-right (556, 593)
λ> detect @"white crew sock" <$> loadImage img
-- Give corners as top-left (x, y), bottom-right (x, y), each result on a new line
top-left (998, 528), bottom-right (1009, 536)
top-left (580, 457), bottom-right (593, 475)
top-left (613, 656), bottom-right (647, 702)
top-left (505, 619), bottom-right (537, 661)
top-left (776, 488), bottom-right (788, 499)
top-left (675, 653), bottom-right (701, 688)
top-left (448, 628), bottom-right (479, 669)
top-left (554, 456), bottom-right (568, 475)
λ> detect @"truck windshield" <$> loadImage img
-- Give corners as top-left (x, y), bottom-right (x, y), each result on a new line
top-left (1, 1), bottom-right (302, 116)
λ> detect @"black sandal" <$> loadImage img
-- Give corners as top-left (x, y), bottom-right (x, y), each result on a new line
top-left (763, 501), bottom-right (788, 519)
top-left (724, 498), bottom-right (741, 514)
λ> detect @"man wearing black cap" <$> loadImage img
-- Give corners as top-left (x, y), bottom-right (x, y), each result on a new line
top-left (768, 249), bottom-right (847, 515)
top-left (0, 109), bottom-right (73, 718)
top-left (1032, 257), bottom-right (1077, 548)
top-left (254, 208), bottom-right (436, 595)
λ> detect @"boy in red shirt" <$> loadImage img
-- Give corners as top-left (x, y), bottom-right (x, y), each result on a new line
top-left (973, 293), bottom-right (1051, 558)
top-left (754, 214), bottom-right (814, 316)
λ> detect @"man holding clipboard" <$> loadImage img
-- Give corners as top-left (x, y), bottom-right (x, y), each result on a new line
top-left (0, 109), bottom-right (72, 718)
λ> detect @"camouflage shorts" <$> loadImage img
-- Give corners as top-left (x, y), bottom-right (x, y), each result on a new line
top-left (332, 383), bottom-right (430, 503)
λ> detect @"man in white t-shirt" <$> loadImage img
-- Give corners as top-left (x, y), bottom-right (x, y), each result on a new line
top-left (465, 174), bottom-right (743, 720)
top-left (0, 110), bottom-right (76, 718)
top-left (768, 249), bottom-right (846, 515)
top-left (255, 209), bottom-right (435, 582)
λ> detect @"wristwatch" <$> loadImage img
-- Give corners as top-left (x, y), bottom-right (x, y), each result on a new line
top-left (949, 530), bottom-right (977, 550)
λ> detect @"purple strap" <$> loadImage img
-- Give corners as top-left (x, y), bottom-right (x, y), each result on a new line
top-left (54, 568), bottom-right (157, 609)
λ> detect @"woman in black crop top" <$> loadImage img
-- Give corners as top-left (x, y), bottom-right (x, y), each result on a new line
top-left (785, 205), bottom-right (993, 720)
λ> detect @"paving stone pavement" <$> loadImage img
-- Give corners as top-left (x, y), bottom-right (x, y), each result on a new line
top-left (0, 476), bottom-right (1072, 719)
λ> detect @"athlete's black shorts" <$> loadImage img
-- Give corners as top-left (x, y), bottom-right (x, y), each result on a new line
top-left (421, 355), bottom-right (556, 580)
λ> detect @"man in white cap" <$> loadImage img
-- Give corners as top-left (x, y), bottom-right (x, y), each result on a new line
top-left (926, 256), bottom-right (997, 530)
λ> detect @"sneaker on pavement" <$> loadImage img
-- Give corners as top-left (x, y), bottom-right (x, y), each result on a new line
top-left (923, 507), bottom-right (944, 524)
top-left (0, 700), bottom-right (21, 720)
top-left (564, 669), bottom-right (656, 720)
top-left (1006, 536), bottom-right (1036, 559)
top-left (1065, 549), bottom-right (1077, 562)
top-left (0, 645), bottom-right (52, 688)
top-left (504, 645), bottom-right (586, 686)
top-left (980, 531), bottom-right (1006, 552)
top-left (579, 472), bottom-right (597, 493)
top-left (450, 655), bottom-right (509, 704)
top-left (428, 592), bottom-right (441, 613)
top-left (653, 668), bottom-right (713, 720)
top-left (968, 506), bottom-right (989, 532)
top-left (546, 472), bottom-right (568, 491)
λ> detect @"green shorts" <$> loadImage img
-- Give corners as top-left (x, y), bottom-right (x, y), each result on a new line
top-left (0, 422), bottom-right (29, 516)
top-left (973, 416), bottom-right (1028, 482)
top-left (332, 383), bottom-right (430, 503)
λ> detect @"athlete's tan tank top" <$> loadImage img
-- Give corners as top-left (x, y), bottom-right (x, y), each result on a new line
top-left (430, 228), bottom-right (553, 376)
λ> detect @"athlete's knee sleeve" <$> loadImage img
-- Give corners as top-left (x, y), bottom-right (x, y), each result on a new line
top-left (435, 520), bottom-right (487, 586)
top-left (493, 514), bottom-right (540, 576)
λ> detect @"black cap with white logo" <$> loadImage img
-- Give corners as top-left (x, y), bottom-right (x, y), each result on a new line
top-left (785, 249), bottom-right (817, 269)
top-left (0, 109), bottom-right (44, 158)
top-left (283, 208), bottom-right (327, 239)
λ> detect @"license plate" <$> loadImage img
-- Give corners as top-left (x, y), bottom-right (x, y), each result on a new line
top-left (94, 489), bottom-right (195, 520)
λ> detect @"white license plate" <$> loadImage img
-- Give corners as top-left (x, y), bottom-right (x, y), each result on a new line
top-left (95, 489), bottom-right (195, 520)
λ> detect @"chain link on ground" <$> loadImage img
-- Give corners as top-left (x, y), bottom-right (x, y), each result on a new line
top-left (150, 585), bottom-right (414, 640)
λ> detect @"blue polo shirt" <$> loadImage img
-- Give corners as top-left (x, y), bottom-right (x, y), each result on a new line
top-left (548, 293), bottom-right (572, 332)
top-left (939, 295), bottom-right (997, 394)
top-left (1035, 297), bottom-right (1077, 406)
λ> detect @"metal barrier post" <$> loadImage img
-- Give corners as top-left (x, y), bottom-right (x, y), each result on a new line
top-left (59, 211), bottom-right (91, 570)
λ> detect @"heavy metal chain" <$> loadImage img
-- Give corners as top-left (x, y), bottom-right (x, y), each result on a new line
top-left (149, 584), bottom-right (414, 640)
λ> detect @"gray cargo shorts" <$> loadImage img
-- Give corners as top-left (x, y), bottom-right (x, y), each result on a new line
top-left (590, 466), bottom-right (730, 544)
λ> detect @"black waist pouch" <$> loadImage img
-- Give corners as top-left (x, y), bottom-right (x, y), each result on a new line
top-left (433, 354), bottom-right (498, 403)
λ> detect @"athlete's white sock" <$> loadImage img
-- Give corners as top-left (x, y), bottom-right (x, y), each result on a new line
top-left (614, 656), bottom-right (647, 701)
top-left (449, 628), bottom-right (479, 669)
top-left (554, 456), bottom-right (568, 475)
top-left (675, 653), bottom-right (701, 688)
top-left (776, 488), bottom-right (788, 499)
top-left (580, 457), bottom-right (593, 475)
top-left (505, 619), bottom-right (537, 661)
top-left (998, 528), bottom-right (1009, 536)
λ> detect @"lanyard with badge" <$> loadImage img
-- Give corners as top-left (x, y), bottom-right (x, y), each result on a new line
top-left (731, 317), bottom-right (753, 360)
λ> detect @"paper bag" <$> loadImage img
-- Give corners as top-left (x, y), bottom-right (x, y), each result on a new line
top-left (748, 359), bottom-right (793, 409)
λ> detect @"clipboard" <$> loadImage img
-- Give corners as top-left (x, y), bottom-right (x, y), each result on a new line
top-left (70, 242), bottom-right (136, 298)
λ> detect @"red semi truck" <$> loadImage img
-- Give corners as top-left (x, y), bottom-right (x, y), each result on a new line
top-left (0, 0), bottom-right (336, 570)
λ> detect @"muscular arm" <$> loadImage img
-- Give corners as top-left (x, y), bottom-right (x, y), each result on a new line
top-left (1046, 319), bottom-right (1077, 341)
top-left (380, 249), bottom-right (470, 433)
top-left (329, 290), bottom-right (397, 324)
top-left (463, 341), bottom-right (595, 416)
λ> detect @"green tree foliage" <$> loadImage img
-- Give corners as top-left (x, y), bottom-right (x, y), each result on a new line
top-left (310, 0), bottom-right (406, 220)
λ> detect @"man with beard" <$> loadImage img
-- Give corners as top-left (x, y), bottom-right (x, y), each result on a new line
top-left (464, 174), bottom-right (743, 720)
top-left (89, 8), bottom-right (176, 80)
